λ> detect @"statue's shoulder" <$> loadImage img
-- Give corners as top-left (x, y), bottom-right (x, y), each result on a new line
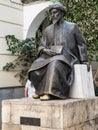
top-left (64, 21), bottom-right (76, 27)
top-left (42, 24), bottom-right (54, 36)
top-left (64, 21), bottom-right (78, 31)
top-left (44, 24), bottom-right (54, 32)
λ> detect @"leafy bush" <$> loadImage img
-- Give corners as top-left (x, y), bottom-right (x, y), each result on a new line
top-left (3, 35), bottom-right (38, 85)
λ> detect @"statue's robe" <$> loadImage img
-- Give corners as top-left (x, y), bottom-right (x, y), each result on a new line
top-left (28, 21), bottom-right (88, 99)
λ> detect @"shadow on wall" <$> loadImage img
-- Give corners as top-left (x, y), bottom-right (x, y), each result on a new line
top-left (94, 84), bottom-right (98, 96)
top-left (93, 69), bottom-right (98, 96)
top-left (0, 86), bottom-right (24, 130)
top-left (21, 0), bottom-right (49, 4)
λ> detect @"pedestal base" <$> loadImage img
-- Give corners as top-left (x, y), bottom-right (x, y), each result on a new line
top-left (2, 97), bottom-right (98, 130)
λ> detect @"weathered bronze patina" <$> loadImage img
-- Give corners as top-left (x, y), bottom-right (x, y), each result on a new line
top-left (28, 2), bottom-right (88, 100)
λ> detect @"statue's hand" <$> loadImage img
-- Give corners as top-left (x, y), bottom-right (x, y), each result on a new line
top-left (83, 62), bottom-right (90, 72)
top-left (43, 48), bottom-right (57, 55)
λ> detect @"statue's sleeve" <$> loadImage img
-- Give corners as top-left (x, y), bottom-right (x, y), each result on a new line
top-left (38, 29), bottom-right (48, 54)
top-left (74, 24), bottom-right (88, 63)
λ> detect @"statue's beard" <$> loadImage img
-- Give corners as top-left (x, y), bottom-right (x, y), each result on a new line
top-left (52, 19), bottom-right (58, 24)
top-left (52, 17), bottom-right (61, 24)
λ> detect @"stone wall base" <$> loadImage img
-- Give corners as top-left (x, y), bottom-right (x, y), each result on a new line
top-left (2, 97), bottom-right (98, 130)
top-left (0, 86), bottom-right (24, 130)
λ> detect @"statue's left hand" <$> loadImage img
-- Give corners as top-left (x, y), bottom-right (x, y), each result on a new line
top-left (83, 62), bottom-right (90, 72)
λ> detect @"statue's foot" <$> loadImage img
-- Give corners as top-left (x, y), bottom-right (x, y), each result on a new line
top-left (40, 94), bottom-right (51, 101)
top-left (32, 93), bottom-right (40, 99)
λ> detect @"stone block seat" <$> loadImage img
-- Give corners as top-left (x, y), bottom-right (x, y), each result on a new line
top-left (69, 64), bottom-right (95, 98)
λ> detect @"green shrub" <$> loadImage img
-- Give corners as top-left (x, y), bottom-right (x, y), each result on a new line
top-left (3, 35), bottom-right (38, 85)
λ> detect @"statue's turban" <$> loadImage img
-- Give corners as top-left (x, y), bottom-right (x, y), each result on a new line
top-left (49, 2), bottom-right (67, 15)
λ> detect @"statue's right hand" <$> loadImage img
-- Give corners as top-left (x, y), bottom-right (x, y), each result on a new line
top-left (43, 48), bottom-right (56, 55)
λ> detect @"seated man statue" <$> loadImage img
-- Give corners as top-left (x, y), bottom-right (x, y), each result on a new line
top-left (28, 2), bottom-right (89, 101)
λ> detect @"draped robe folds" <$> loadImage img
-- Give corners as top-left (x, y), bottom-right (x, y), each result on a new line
top-left (28, 21), bottom-right (88, 99)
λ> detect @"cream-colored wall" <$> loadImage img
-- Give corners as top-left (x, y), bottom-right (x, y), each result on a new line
top-left (23, 1), bottom-right (51, 38)
top-left (0, 0), bottom-right (23, 87)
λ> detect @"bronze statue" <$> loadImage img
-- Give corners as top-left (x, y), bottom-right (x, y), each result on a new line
top-left (28, 2), bottom-right (89, 101)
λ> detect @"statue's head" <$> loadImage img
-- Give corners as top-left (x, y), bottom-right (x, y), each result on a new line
top-left (49, 2), bottom-right (67, 16)
top-left (49, 2), bottom-right (67, 24)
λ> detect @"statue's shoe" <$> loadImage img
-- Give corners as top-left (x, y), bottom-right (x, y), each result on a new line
top-left (40, 94), bottom-right (51, 101)
top-left (32, 93), bottom-right (40, 99)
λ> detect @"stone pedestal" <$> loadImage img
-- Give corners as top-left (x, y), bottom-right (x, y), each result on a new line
top-left (2, 97), bottom-right (98, 130)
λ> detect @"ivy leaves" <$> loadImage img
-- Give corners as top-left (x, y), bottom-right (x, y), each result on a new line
top-left (3, 35), bottom-right (37, 85)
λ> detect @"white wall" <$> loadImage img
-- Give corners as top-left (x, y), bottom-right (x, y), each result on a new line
top-left (0, 0), bottom-right (52, 87)
top-left (24, 1), bottom-right (51, 38)
top-left (0, 0), bottom-right (23, 87)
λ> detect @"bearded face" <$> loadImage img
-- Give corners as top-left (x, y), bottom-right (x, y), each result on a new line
top-left (50, 9), bottom-right (63, 24)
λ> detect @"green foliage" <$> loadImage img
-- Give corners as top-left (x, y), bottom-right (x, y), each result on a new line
top-left (3, 35), bottom-right (38, 85)
top-left (50, 0), bottom-right (60, 3)
top-left (62, 0), bottom-right (98, 63)
top-left (3, 62), bottom-right (16, 71)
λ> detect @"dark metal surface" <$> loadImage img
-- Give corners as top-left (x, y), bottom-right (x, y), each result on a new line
top-left (20, 117), bottom-right (40, 126)
top-left (28, 2), bottom-right (88, 100)
top-left (21, 0), bottom-right (49, 4)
